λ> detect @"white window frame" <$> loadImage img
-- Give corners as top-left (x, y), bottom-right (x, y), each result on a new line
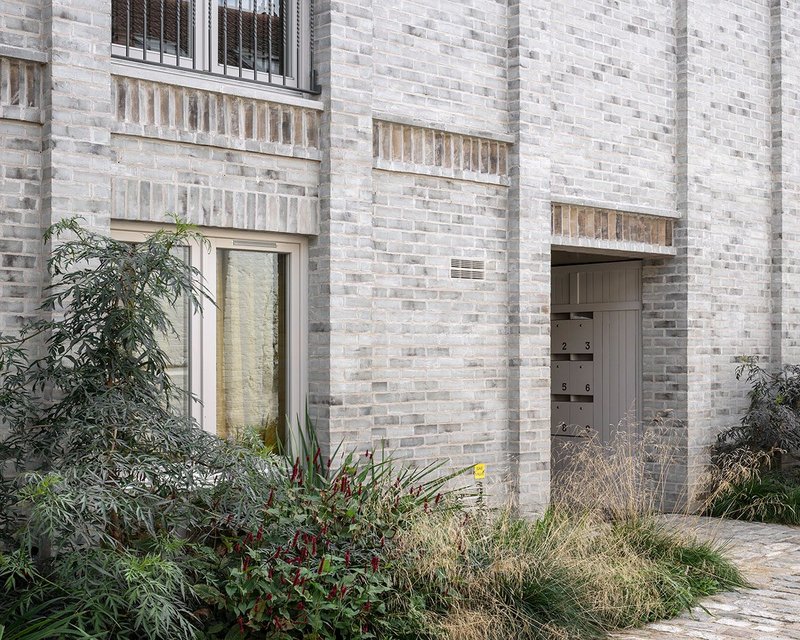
top-left (112, 222), bottom-right (308, 446)
top-left (110, 0), bottom-right (312, 90)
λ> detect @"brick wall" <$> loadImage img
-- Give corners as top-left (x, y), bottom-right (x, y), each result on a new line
top-left (0, 0), bottom-right (43, 53)
top-left (372, 0), bottom-right (508, 137)
top-left (550, 0), bottom-right (676, 215)
top-left (2, 0), bottom-right (799, 513)
top-left (370, 170), bottom-right (511, 495)
top-left (110, 77), bottom-right (320, 234)
top-left (771, 2), bottom-right (800, 366)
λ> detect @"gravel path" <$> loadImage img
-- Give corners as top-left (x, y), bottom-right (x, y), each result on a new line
top-left (612, 516), bottom-right (800, 640)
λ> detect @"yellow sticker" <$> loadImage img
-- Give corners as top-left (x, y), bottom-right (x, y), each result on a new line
top-left (473, 463), bottom-right (486, 480)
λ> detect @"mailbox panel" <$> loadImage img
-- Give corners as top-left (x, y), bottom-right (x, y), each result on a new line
top-left (551, 361), bottom-right (570, 394)
top-left (553, 421), bottom-right (586, 437)
top-left (569, 362), bottom-right (594, 395)
top-left (572, 319), bottom-right (594, 354)
top-left (569, 402), bottom-right (594, 432)
top-left (551, 402), bottom-right (571, 434)
top-left (551, 321), bottom-right (568, 354)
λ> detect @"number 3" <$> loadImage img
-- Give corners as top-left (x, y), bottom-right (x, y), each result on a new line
top-left (584, 341), bottom-right (591, 350)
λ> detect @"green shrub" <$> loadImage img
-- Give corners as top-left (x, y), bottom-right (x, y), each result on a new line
top-left (196, 441), bottom-right (457, 639)
top-left (716, 358), bottom-right (800, 458)
top-left (0, 220), bottom-right (279, 638)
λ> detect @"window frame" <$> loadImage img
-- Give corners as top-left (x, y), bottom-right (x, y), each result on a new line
top-left (110, 0), bottom-right (313, 92)
top-left (112, 222), bottom-right (308, 446)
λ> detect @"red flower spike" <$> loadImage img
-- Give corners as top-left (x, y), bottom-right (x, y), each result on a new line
top-left (317, 556), bottom-right (325, 574)
top-left (237, 616), bottom-right (244, 634)
top-left (435, 493), bottom-right (442, 505)
top-left (256, 525), bottom-right (263, 541)
top-left (371, 556), bottom-right (380, 572)
top-left (345, 550), bottom-right (351, 567)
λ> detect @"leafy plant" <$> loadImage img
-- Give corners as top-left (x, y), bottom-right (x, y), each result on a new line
top-left (197, 416), bottom-right (461, 639)
top-left (716, 358), bottom-right (800, 458)
top-left (0, 219), bottom-right (276, 639)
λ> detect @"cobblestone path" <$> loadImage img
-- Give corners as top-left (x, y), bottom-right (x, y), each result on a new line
top-left (613, 516), bottom-right (800, 640)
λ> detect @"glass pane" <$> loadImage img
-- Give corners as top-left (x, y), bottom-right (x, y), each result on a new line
top-left (216, 250), bottom-right (286, 448)
top-left (112, 0), bottom-right (194, 58)
top-left (218, 0), bottom-right (284, 74)
top-left (160, 245), bottom-right (192, 418)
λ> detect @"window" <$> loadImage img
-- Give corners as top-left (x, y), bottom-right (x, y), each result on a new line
top-left (113, 224), bottom-right (307, 447)
top-left (111, 0), bottom-right (315, 92)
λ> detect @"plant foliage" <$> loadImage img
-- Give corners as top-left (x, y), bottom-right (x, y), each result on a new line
top-left (716, 358), bottom-right (800, 457)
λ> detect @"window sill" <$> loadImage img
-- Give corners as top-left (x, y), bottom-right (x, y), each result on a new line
top-left (111, 58), bottom-right (323, 111)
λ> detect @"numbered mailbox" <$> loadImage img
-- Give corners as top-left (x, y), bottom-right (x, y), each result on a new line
top-left (551, 319), bottom-right (594, 354)
top-left (551, 401), bottom-right (570, 434)
top-left (569, 402), bottom-right (594, 433)
top-left (569, 361), bottom-right (594, 395)
top-left (551, 361), bottom-right (570, 394)
top-left (551, 321), bottom-right (568, 354)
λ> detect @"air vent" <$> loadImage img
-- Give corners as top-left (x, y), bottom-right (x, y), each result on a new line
top-left (450, 258), bottom-right (485, 280)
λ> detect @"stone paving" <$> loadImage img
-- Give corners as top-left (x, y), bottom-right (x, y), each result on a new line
top-left (613, 516), bottom-right (800, 640)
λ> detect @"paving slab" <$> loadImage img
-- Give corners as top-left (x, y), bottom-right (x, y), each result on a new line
top-left (612, 516), bottom-right (800, 640)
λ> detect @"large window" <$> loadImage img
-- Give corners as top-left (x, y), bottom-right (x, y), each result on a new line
top-left (111, 0), bottom-right (315, 92)
top-left (113, 224), bottom-right (307, 447)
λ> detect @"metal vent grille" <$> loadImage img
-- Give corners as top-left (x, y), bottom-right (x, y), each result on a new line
top-left (450, 258), bottom-right (485, 280)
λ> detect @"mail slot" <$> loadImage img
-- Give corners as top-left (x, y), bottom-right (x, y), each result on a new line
top-left (551, 361), bottom-right (570, 394)
top-left (569, 362), bottom-right (594, 395)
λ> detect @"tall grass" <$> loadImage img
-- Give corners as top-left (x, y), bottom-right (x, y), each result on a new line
top-left (387, 432), bottom-right (746, 640)
top-left (700, 448), bottom-right (800, 524)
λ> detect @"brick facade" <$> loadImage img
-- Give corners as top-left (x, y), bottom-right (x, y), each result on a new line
top-left (1, 0), bottom-right (798, 512)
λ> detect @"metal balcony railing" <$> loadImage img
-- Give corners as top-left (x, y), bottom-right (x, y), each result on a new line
top-left (111, 0), bottom-right (317, 93)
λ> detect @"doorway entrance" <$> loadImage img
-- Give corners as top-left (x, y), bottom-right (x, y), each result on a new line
top-left (550, 256), bottom-right (642, 476)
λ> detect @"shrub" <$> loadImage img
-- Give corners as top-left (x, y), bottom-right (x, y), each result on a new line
top-left (704, 358), bottom-right (800, 525)
top-left (716, 358), bottom-right (800, 458)
top-left (0, 220), bottom-right (278, 638)
top-left (706, 468), bottom-right (800, 525)
top-left (196, 440), bottom-right (457, 639)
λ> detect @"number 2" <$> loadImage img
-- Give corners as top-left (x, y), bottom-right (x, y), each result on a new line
top-left (561, 342), bottom-right (567, 351)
